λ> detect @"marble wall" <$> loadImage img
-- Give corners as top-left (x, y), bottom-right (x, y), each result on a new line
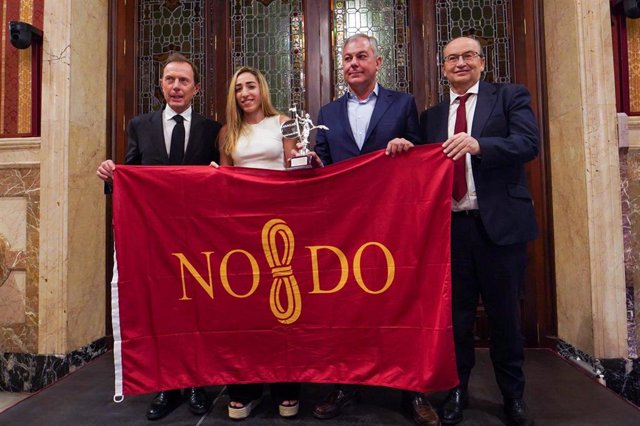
top-left (546, 3), bottom-right (640, 406)
top-left (0, 0), bottom-right (108, 391)
top-left (624, 119), bottom-right (640, 359)
top-left (0, 161), bottom-right (39, 353)
top-left (0, 338), bottom-right (107, 392)
top-left (36, 0), bottom-right (108, 355)
top-left (64, 0), bottom-right (110, 352)
top-left (626, 149), bottom-right (640, 348)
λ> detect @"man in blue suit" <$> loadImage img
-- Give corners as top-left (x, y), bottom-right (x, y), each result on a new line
top-left (313, 34), bottom-right (421, 166)
top-left (419, 37), bottom-right (538, 426)
top-left (311, 34), bottom-right (439, 426)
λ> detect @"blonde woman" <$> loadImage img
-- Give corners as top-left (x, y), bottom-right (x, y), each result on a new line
top-left (218, 66), bottom-right (300, 420)
top-left (219, 66), bottom-right (297, 170)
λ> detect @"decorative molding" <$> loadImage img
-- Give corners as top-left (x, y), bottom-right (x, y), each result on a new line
top-left (0, 138), bottom-right (41, 150)
top-left (0, 163), bottom-right (39, 169)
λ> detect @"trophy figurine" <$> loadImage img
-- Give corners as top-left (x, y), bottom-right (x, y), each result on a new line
top-left (281, 106), bottom-right (329, 169)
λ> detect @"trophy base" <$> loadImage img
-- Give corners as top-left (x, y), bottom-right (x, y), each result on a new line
top-left (289, 155), bottom-right (313, 169)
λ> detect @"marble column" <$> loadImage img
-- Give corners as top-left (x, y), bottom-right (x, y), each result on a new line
top-left (543, 0), bottom-right (627, 358)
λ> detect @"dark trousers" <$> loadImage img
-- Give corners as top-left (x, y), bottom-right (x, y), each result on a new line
top-left (451, 213), bottom-right (527, 400)
top-left (228, 383), bottom-right (300, 403)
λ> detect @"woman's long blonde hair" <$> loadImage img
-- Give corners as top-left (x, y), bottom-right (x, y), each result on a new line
top-left (223, 66), bottom-right (280, 155)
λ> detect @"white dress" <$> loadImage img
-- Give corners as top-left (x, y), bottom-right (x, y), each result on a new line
top-left (231, 115), bottom-right (285, 170)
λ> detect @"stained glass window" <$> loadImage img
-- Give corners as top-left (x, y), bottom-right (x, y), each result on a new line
top-left (230, 0), bottom-right (305, 113)
top-left (435, 0), bottom-right (512, 99)
top-left (138, 0), bottom-right (206, 114)
top-left (332, 0), bottom-right (410, 98)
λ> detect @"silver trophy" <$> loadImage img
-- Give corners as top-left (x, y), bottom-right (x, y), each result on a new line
top-left (281, 106), bottom-right (329, 169)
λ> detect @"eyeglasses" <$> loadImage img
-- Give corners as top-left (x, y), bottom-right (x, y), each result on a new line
top-left (443, 51), bottom-right (483, 64)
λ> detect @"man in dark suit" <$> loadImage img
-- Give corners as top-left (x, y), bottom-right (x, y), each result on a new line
top-left (419, 37), bottom-right (538, 426)
top-left (97, 53), bottom-right (221, 421)
top-left (311, 34), bottom-right (439, 426)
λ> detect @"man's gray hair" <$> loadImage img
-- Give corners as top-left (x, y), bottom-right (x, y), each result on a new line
top-left (343, 33), bottom-right (380, 56)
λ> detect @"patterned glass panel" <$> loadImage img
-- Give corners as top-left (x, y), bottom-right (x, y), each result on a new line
top-left (138, 0), bottom-right (206, 114)
top-left (435, 0), bottom-right (512, 99)
top-left (332, 0), bottom-right (410, 98)
top-left (230, 0), bottom-right (305, 113)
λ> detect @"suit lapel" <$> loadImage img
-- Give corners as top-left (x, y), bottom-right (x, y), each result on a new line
top-left (435, 99), bottom-right (450, 142)
top-left (150, 111), bottom-right (169, 163)
top-left (471, 81), bottom-right (497, 138)
top-left (363, 85), bottom-right (392, 146)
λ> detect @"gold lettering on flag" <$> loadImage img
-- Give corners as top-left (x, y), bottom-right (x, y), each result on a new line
top-left (173, 252), bottom-right (215, 300)
top-left (306, 245), bottom-right (349, 294)
top-left (353, 242), bottom-right (395, 294)
top-left (220, 249), bottom-right (260, 298)
top-left (172, 219), bottom-right (396, 324)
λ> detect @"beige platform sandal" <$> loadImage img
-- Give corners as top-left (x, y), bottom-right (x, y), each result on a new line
top-left (227, 397), bottom-right (262, 420)
top-left (278, 400), bottom-right (299, 418)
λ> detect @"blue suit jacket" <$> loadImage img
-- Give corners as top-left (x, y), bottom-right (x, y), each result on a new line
top-left (419, 81), bottom-right (539, 246)
top-left (314, 85), bottom-right (420, 165)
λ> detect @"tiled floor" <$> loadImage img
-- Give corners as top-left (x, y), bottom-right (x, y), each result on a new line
top-left (1, 349), bottom-right (639, 425)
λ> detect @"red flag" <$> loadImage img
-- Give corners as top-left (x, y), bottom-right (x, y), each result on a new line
top-left (111, 145), bottom-right (457, 397)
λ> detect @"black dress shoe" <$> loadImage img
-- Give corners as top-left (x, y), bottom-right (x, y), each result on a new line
top-left (504, 398), bottom-right (534, 426)
top-left (146, 389), bottom-right (181, 421)
top-left (187, 387), bottom-right (209, 415)
top-left (312, 388), bottom-right (360, 419)
top-left (402, 392), bottom-right (440, 426)
top-left (441, 387), bottom-right (468, 425)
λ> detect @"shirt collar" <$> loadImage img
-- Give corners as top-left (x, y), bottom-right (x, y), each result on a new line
top-left (348, 82), bottom-right (379, 102)
top-left (449, 81), bottom-right (480, 105)
top-left (163, 105), bottom-right (193, 122)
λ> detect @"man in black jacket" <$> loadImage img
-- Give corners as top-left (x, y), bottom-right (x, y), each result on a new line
top-left (97, 53), bottom-right (221, 421)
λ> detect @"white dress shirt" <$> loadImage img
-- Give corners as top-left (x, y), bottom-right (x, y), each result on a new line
top-left (162, 105), bottom-right (193, 156)
top-left (347, 83), bottom-right (379, 150)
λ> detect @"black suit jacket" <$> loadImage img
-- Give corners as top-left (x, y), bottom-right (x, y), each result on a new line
top-left (314, 85), bottom-right (420, 165)
top-left (419, 81), bottom-right (539, 246)
top-left (125, 109), bottom-right (221, 166)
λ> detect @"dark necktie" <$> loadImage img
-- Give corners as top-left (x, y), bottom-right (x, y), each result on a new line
top-left (453, 94), bottom-right (470, 201)
top-left (169, 114), bottom-right (185, 165)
